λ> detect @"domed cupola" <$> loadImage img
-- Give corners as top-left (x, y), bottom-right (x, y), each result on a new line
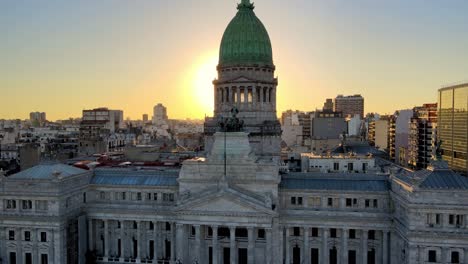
top-left (219, 0), bottom-right (273, 67)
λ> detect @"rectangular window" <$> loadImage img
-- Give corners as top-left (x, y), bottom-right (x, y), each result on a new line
top-left (41, 232), bottom-right (47, 242)
top-left (333, 162), bottom-right (339, 170)
top-left (153, 193), bottom-right (158, 201)
top-left (365, 199), bottom-right (370, 208)
top-left (297, 197), bottom-right (303, 205)
top-left (290, 197), bottom-right (296, 205)
top-left (348, 162), bottom-right (354, 171)
top-left (311, 228), bottom-right (318, 237)
top-left (100, 192), bottom-right (106, 200)
top-left (147, 193), bottom-right (152, 200)
top-left (349, 229), bottom-right (356, 239)
top-left (41, 254), bottom-right (48, 264)
top-left (137, 192), bottom-right (142, 201)
top-left (346, 198), bottom-right (352, 207)
top-left (449, 214), bottom-right (455, 225)
top-left (24, 231), bottom-right (31, 241)
top-left (22, 200), bottom-right (32, 210)
top-left (328, 198), bottom-right (333, 207)
top-left (455, 215), bottom-right (464, 226)
top-left (258, 229), bottom-right (265, 239)
top-left (293, 227), bottom-right (300, 237)
top-left (122, 192), bottom-right (126, 200)
top-left (149, 222), bottom-right (154, 230)
top-left (451, 251), bottom-right (460, 263)
top-left (6, 199), bottom-right (17, 209)
top-left (330, 228), bottom-right (337, 238)
top-left (435, 214), bottom-right (441, 225)
top-left (428, 250), bottom-right (437, 262)
top-left (373, 199), bottom-right (378, 208)
top-left (9, 230), bottom-right (15, 240)
top-left (25, 253), bottom-right (32, 264)
top-left (368, 230), bottom-right (375, 240)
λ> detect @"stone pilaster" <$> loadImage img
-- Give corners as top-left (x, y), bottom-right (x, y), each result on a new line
top-left (176, 223), bottom-right (184, 262)
top-left (341, 228), bottom-right (348, 264)
top-left (153, 221), bottom-right (158, 261)
top-left (382, 231), bottom-right (388, 264)
top-left (88, 219), bottom-right (93, 251)
top-left (104, 220), bottom-right (109, 260)
top-left (322, 228), bottom-right (328, 264)
top-left (212, 226), bottom-right (219, 264)
top-left (230, 226), bottom-right (236, 264)
top-left (120, 221), bottom-right (125, 261)
top-left (266, 228), bottom-right (272, 264)
top-left (248, 227), bottom-right (255, 264)
top-left (137, 221), bottom-right (143, 261)
top-left (194, 225), bottom-right (201, 263)
top-left (304, 227), bottom-right (310, 264)
top-left (285, 227), bottom-right (290, 264)
top-left (361, 229), bottom-right (368, 264)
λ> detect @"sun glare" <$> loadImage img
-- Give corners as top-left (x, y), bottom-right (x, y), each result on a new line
top-left (191, 54), bottom-right (218, 116)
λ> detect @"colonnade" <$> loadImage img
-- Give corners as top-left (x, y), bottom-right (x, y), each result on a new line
top-left (284, 227), bottom-right (389, 264)
top-left (215, 85), bottom-right (276, 110)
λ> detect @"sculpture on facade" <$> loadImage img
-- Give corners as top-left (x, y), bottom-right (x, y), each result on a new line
top-left (218, 107), bottom-right (244, 132)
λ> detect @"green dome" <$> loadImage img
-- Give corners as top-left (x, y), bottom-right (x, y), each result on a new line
top-left (219, 0), bottom-right (273, 67)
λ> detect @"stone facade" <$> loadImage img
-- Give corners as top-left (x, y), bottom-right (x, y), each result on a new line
top-left (1, 133), bottom-right (468, 264)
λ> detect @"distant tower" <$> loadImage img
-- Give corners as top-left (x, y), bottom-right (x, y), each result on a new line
top-left (153, 103), bottom-right (168, 126)
top-left (204, 0), bottom-right (281, 157)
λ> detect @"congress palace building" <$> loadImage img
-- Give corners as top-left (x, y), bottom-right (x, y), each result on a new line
top-left (1, 1), bottom-right (468, 264)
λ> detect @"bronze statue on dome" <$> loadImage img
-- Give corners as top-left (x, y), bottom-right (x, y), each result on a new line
top-left (218, 107), bottom-right (244, 132)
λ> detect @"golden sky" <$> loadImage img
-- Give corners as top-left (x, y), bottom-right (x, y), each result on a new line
top-left (1, 0), bottom-right (467, 121)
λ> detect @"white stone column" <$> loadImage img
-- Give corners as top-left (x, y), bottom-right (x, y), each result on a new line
top-left (153, 221), bottom-right (158, 261)
top-left (441, 247), bottom-right (448, 264)
top-left (244, 87), bottom-right (248, 105)
top-left (248, 227), bottom-right (255, 264)
top-left (212, 226), bottom-right (219, 264)
top-left (304, 227), bottom-right (310, 264)
top-left (120, 221), bottom-right (125, 261)
top-left (176, 223), bottom-right (184, 262)
top-left (382, 231), bottom-right (388, 264)
top-left (88, 219), bottom-right (93, 251)
top-left (285, 227), bottom-right (291, 264)
top-left (230, 226), bottom-right (236, 264)
top-left (321, 229), bottom-right (328, 264)
top-left (361, 229), bottom-right (368, 264)
top-left (104, 220), bottom-right (109, 260)
top-left (341, 228), bottom-right (348, 264)
top-left (194, 225), bottom-right (201, 263)
top-left (170, 223), bottom-right (175, 263)
top-left (266, 228), bottom-right (272, 264)
top-left (33, 228), bottom-right (39, 264)
top-left (137, 221), bottom-right (142, 262)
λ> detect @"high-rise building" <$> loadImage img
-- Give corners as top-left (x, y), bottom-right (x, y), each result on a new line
top-left (334, 94), bottom-right (364, 118)
top-left (395, 109), bottom-right (414, 165)
top-left (408, 103), bottom-right (438, 169)
top-left (438, 83), bottom-right (468, 175)
top-left (29, 111), bottom-right (46, 126)
top-left (142, 114), bottom-right (149, 122)
top-left (204, 0), bottom-right (281, 156)
top-left (153, 103), bottom-right (168, 126)
top-left (323, 98), bottom-right (334, 111)
top-left (310, 110), bottom-right (347, 139)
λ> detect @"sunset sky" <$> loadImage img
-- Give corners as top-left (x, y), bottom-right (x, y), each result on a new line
top-left (1, 0), bottom-right (468, 121)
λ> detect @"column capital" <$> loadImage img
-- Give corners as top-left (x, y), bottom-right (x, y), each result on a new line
top-left (176, 223), bottom-right (184, 228)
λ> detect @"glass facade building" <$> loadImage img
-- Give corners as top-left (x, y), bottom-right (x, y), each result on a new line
top-left (438, 83), bottom-right (468, 175)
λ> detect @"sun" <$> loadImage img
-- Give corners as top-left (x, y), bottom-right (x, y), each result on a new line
top-left (192, 53), bottom-right (218, 116)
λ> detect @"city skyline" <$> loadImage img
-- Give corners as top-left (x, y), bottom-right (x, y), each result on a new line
top-left (1, 0), bottom-right (468, 120)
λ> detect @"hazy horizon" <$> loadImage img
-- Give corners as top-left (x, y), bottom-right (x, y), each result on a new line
top-left (1, 0), bottom-right (468, 120)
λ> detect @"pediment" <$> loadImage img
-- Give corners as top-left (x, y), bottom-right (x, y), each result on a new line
top-left (175, 187), bottom-right (276, 217)
top-left (226, 76), bottom-right (255, 83)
